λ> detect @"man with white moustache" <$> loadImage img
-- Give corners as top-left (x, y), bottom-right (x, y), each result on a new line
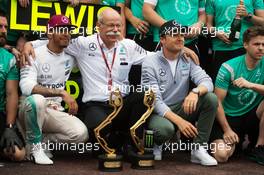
top-left (22, 7), bottom-right (199, 155)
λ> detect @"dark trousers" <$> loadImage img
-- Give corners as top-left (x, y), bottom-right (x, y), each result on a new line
top-left (0, 112), bottom-right (5, 139)
top-left (127, 34), bottom-right (156, 88)
top-left (210, 106), bottom-right (259, 152)
top-left (185, 39), bottom-right (200, 58)
top-left (211, 48), bottom-right (246, 82)
top-left (126, 34), bottom-right (156, 51)
top-left (197, 35), bottom-right (213, 73)
top-left (83, 92), bottom-right (148, 149)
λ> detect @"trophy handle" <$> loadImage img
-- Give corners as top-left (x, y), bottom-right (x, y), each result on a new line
top-left (130, 90), bottom-right (155, 155)
top-left (94, 89), bottom-right (123, 155)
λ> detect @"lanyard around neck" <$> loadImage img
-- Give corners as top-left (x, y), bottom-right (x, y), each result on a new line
top-left (97, 34), bottom-right (117, 90)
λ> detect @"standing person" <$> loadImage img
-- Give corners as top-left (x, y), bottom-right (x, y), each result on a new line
top-left (210, 26), bottom-right (264, 165)
top-left (141, 20), bottom-right (218, 166)
top-left (0, 0), bottom-right (28, 48)
top-left (124, 0), bottom-right (155, 51)
top-left (124, 0), bottom-right (154, 92)
top-left (101, 0), bottom-right (126, 36)
top-left (206, 0), bottom-right (264, 81)
top-left (19, 15), bottom-right (88, 165)
top-left (142, 0), bottom-right (206, 60)
top-left (0, 10), bottom-right (25, 162)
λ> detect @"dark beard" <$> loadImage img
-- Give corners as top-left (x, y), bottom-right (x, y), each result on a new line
top-left (0, 33), bottom-right (7, 47)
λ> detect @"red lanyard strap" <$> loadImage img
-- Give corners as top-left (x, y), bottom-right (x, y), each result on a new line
top-left (97, 34), bottom-right (117, 90)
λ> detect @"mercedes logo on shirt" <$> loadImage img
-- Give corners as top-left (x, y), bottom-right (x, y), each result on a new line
top-left (89, 43), bottom-right (97, 51)
top-left (42, 63), bottom-right (50, 73)
top-left (159, 69), bottom-right (166, 76)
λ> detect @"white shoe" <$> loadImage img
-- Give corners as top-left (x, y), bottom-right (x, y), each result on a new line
top-left (42, 143), bottom-right (53, 159)
top-left (191, 146), bottom-right (217, 166)
top-left (153, 144), bottom-right (163, 161)
top-left (30, 143), bottom-right (53, 165)
top-left (44, 149), bottom-right (53, 159)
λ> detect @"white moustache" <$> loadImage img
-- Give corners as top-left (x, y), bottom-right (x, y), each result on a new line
top-left (106, 31), bottom-right (121, 36)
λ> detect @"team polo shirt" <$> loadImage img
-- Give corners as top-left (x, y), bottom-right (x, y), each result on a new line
top-left (65, 34), bottom-right (148, 102)
top-left (0, 48), bottom-right (19, 112)
top-left (206, 0), bottom-right (264, 51)
top-left (19, 45), bottom-right (76, 104)
top-left (144, 0), bottom-right (205, 44)
top-left (215, 55), bottom-right (264, 117)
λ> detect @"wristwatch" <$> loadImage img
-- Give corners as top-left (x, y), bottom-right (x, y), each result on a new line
top-left (191, 88), bottom-right (200, 96)
top-left (245, 13), bottom-right (253, 21)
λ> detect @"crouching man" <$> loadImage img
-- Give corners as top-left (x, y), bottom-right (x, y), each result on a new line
top-left (142, 20), bottom-right (218, 166)
top-left (18, 15), bottom-right (88, 165)
top-left (210, 26), bottom-right (264, 165)
top-left (0, 9), bottom-right (25, 161)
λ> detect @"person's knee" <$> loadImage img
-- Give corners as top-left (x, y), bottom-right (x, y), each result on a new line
top-left (152, 123), bottom-right (175, 144)
top-left (69, 122), bottom-right (89, 143)
top-left (213, 149), bottom-right (229, 162)
top-left (211, 140), bottom-right (234, 163)
top-left (3, 146), bottom-right (25, 161)
top-left (202, 93), bottom-right (218, 110)
top-left (256, 100), bottom-right (264, 120)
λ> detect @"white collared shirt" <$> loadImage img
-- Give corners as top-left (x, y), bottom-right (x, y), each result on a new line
top-left (65, 34), bottom-right (148, 102)
top-left (20, 45), bottom-right (76, 103)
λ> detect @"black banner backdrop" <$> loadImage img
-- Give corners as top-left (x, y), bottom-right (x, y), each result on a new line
top-left (8, 0), bottom-right (119, 35)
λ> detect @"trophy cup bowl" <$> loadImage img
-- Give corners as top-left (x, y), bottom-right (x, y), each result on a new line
top-left (129, 90), bottom-right (156, 169)
top-left (94, 89), bottom-right (124, 172)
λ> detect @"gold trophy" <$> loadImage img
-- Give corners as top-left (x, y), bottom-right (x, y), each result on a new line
top-left (94, 89), bottom-right (123, 172)
top-left (129, 90), bottom-right (156, 169)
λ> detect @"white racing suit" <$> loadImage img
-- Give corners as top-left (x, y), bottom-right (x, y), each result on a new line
top-left (18, 45), bottom-right (88, 145)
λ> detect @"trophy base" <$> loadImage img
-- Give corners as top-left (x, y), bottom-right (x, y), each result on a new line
top-left (130, 152), bottom-right (154, 170)
top-left (98, 154), bottom-right (123, 172)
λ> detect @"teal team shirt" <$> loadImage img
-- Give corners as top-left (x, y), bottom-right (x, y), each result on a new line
top-left (206, 0), bottom-right (264, 51)
top-left (152, 0), bottom-right (205, 44)
top-left (215, 55), bottom-right (264, 117)
top-left (0, 48), bottom-right (19, 112)
top-left (101, 0), bottom-right (125, 6)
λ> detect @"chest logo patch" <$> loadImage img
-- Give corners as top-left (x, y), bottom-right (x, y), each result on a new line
top-left (238, 89), bottom-right (256, 106)
top-left (159, 68), bottom-right (166, 77)
top-left (175, 0), bottom-right (191, 15)
top-left (42, 63), bottom-right (50, 73)
top-left (225, 5), bottom-right (237, 21)
top-left (89, 42), bottom-right (97, 51)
